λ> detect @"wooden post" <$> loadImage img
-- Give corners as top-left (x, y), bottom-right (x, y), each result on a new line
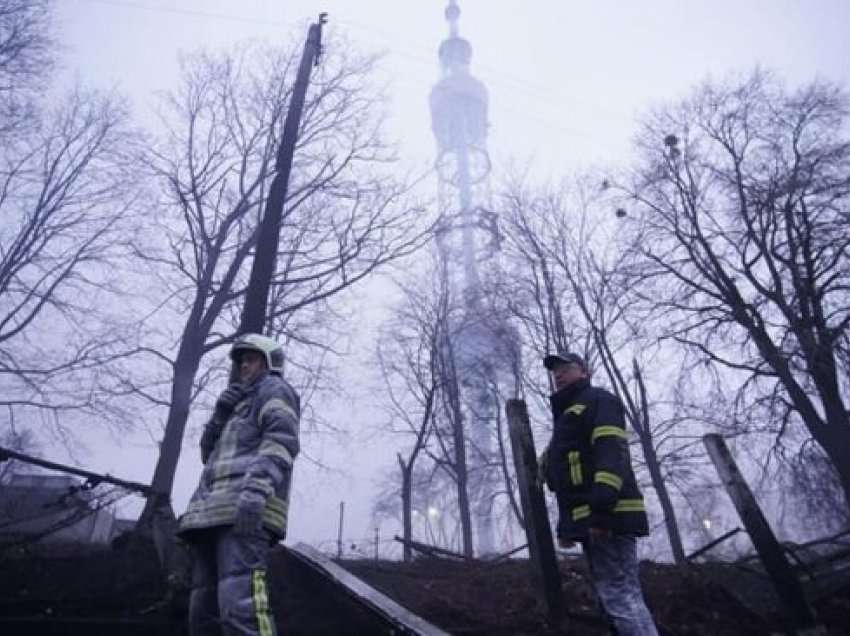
top-left (506, 399), bottom-right (562, 623)
top-left (703, 434), bottom-right (825, 635)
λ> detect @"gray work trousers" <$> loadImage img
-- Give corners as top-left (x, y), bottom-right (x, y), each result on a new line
top-left (188, 526), bottom-right (277, 636)
top-left (582, 534), bottom-right (659, 636)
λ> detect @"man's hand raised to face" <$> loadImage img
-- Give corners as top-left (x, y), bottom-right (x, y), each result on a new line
top-left (215, 384), bottom-right (246, 419)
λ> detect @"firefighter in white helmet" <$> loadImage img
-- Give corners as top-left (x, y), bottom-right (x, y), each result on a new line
top-left (177, 333), bottom-right (300, 636)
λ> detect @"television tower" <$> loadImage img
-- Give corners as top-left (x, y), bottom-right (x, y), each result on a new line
top-left (429, 0), bottom-right (503, 554)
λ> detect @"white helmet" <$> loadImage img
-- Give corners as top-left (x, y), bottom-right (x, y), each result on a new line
top-left (229, 333), bottom-right (284, 375)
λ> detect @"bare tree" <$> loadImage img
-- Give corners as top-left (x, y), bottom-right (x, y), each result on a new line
top-left (425, 263), bottom-right (475, 557)
top-left (133, 40), bottom-right (432, 523)
top-left (374, 253), bottom-right (529, 556)
top-left (497, 179), bottom-right (575, 369)
top-left (0, 0), bottom-right (53, 136)
top-left (375, 283), bottom-right (440, 560)
top-left (374, 264), bottom-right (480, 556)
top-left (782, 440), bottom-right (850, 531)
top-left (497, 177), bottom-right (688, 562)
top-left (0, 0), bottom-right (148, 452)
top-left (0, 86), bottom-right (141, 439)
top-left (480, 371), bottom-right (524, 537)
top-left (624, 70), bottom-right (850, 513)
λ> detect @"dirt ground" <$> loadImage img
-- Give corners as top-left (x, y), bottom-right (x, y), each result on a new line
top-left (2, 541), bottom-right (849, 635)
top-left (341, 554), bottom-right (850, 636)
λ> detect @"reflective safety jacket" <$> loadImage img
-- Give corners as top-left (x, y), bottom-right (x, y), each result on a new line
top-left (178, 372), bottom-right (300, 541)
top-left (544, 378), bottom-right (648, 540)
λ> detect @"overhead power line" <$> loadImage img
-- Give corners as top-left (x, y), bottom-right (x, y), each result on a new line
top-left (78, 0), bottom-right (631, 128)
top-left (81, 0), bottom-right (293, 27)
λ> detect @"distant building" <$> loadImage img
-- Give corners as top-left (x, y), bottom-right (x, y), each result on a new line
top-left (0, 473), bottom-right (123, 546)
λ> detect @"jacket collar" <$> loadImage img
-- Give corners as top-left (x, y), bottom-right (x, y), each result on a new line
top-left (549, 378), bottom-right (590, 419)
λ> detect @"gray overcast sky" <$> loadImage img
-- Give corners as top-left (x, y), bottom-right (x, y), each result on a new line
top-left (59, 0), bottom-right (850, 177)
top-left (54, 0), bottom-right (850, 549)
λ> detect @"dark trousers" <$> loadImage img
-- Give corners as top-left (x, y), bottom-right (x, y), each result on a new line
top-left (188, 526), bottom-right (276, 636)
top-left (582, 534), bottom-right (658, 636)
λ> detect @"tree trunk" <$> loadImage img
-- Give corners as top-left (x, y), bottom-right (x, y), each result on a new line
top-left (494, 395), bottom-right (524, 529)
top-left (811, 414), bottom-right (850, 513)
top-left (633, 360), bottom-right (685, 564)
top-left (747, 319), bottom-right (850, 512)
top-left (641, 436), bottom-right (686, 563)
top-left (806, 350), bottom-right (850, 512)
top-left (453, 416), bottom-right (474, 557)
top-left (138, 335), bottom-right (203, 528)
top-left (398, 453), bottom-right (413, 562)
top-left (447, 373), bottom-right (474, 558)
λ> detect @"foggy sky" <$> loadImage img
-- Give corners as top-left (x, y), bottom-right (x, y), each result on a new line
top-left (53, 0), bottom-right (850, 551)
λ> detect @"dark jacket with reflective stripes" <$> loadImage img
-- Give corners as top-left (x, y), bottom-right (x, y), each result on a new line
top-left (177, 371), bottom-right (300, 540)
top-left (545, 378), bottom-right (648, 540)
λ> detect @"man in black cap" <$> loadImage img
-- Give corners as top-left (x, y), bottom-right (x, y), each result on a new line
top-left (541, 352), bottom-right (657, 635)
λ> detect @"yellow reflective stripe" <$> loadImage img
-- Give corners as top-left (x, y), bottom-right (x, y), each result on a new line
top-left (213, 422), bottom-right (241, 482)
top-left (180, 501), bottom-right (237, 529)
top-left (570, 498), bottom-right (644, 522)
top-left (211, 475), bottom-right (243, 492)
top-left (567, 451), bottom-right (582, 485)
top-left (180, 494), bottom-right (288, 535)
top-left (212, 458), bottom-right (250, 478)
top-left (264, 495), bottom-right (287, 529)
top-left (259, 397), bottom-right (297, 425)
top-left (591, 425), bottom-right (627, 443)
top-left (252, 569), bottom-right (274, 636)
top-left (259, 438), bottom-right (293, 465)
top-left (564, 404), bottom-right (587, 416)
top-left (572, 504), bottom-right (590, 521)
top-left (594, 471), bottom-right (623, 490)
top-left (613, 498), bottom-right (645, 513)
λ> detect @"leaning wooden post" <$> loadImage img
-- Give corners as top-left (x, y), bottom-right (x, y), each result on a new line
top-left (506, 399), bottom-right (562, 623)
top-left (703, 434), bottom-right (825, 635)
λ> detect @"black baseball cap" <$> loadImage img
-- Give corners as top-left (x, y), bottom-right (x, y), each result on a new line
top-left (543, 352), bottom-right (586, 370)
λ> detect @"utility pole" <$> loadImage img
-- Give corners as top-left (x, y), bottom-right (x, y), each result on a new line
top-left (337, 501), bottom-right (345, 559)
top-left (238, 12), bottom-right (328, 338)
top-left (136, 14), bottom-right (328, 566)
